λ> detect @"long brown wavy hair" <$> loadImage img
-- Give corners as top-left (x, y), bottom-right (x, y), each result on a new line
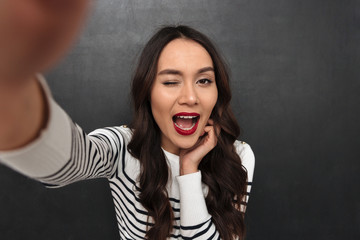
top-left (128, 25), bottom-right (248, 240)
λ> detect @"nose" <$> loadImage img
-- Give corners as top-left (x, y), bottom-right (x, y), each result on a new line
top-left (178, 82), bottom-right (199, 105)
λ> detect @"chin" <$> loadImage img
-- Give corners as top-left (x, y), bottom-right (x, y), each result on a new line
top-left (174, 135), bottom-right (200, 150)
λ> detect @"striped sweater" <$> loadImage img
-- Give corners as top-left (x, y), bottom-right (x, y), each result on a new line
top-left (0, 76), bottom-right (255, 239)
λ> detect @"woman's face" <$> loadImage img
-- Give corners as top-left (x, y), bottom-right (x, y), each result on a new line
top-left (150, 38), bottom-right (218, 155)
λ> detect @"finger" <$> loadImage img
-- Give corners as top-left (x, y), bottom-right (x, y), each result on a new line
top-left (203, 125), bottom-right (213, 133)
top-left (203, 126), bottom-right (217, 147)
top-left (206, 119), bottom-right (221, 136)
top-left (201, 118), bottom-right (213, 136)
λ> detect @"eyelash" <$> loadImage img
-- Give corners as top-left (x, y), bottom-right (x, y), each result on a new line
top-left (163, 81), bottom-right (179, 86)
top-left (162, 79), bottom-right (213, 86)
top-left (197, 78), bottom-right (213, 85)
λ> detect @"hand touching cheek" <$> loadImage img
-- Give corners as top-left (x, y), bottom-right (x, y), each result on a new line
top-left (179, 119), bottom-right (219, 175)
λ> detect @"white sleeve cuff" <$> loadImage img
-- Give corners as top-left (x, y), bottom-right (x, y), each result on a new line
top-left (176, 171), bottom-right (211, 226)
top-left (0, 74), bottom-right (72, 178)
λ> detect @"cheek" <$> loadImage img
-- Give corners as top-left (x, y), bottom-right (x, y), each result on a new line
top-left (150, 87), bottom-right (172, 127)
top-left (150, 93), bottom-right (162, 122)
top-left (205, 89), bottom-right (218, 114)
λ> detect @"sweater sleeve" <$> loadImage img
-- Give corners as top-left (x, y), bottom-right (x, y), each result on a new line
top-left (0, 75), bottom-right (124, 187)
top-left (236, 141), bottom-right (255, 209)
top-left (175, 141), bottom-right (255, 239)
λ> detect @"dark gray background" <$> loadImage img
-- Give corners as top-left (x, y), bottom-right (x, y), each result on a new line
top-left (1, 0), bottom-right (359, 239)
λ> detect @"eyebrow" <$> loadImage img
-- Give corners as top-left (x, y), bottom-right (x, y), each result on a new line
top-left (157, 66), bottom-right (214, 76)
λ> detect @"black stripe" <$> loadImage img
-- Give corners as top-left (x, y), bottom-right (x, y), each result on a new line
top-left (181, 218), bottom-right (211, 230)
top-left (110, 179), bottom-right (149, 215)
top-left (169, 197), bottom-right (180, 203)
top-left (110, 187), bottom-right (153, 227)
top-left (114, 205), bottom-right (138, 239)
top-left (112, 200), bottom-right (147, 238)
top-left (182, 220), bottom-right (213, 239)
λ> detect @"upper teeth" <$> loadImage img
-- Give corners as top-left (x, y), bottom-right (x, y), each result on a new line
top-left (177, 116), bottom-right (197, 119)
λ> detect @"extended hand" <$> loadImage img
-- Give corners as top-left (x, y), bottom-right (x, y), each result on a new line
top-left (0, 0), bottom-right (90, 150)
top-left (0, 0), bottom-right (90, 81)
top-left (179, 119), bottom-right (219, 175)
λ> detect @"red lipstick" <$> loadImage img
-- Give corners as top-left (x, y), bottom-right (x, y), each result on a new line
top-left (172, 112), bottom-right (200, 136)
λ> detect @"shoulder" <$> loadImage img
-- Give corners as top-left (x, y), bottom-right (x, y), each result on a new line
top-left (116, 125), bottom-right (133, 142)
top-left (89, 125), bottom-right (133, 142)
top-left (234, 140), bottom-right (255, 182)
top-left (89, 125), bottom-right (141, 176)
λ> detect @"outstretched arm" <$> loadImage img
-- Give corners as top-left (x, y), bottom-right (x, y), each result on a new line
top-left (0, 0), bottom-right (90, 151)
top-left (0, 0), bottom-right (125, 188)
top-left (0, 76), bottom-right (46, 150)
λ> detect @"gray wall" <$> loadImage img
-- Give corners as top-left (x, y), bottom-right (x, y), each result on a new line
top-left (1, 0), bottom-right (359, 239)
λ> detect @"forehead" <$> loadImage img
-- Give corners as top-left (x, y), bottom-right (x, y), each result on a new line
top-left (157, 38), bottom-right (213, 72)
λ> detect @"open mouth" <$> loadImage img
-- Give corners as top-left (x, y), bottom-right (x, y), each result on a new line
top-left (172, 112), bottom-right (200, 135)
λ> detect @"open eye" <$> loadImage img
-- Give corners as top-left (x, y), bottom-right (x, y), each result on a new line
top-left (197, 78), bottom-right (213, 85)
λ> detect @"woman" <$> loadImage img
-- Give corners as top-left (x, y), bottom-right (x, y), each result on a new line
top-left (0, 1), bottom-right (254, 240)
